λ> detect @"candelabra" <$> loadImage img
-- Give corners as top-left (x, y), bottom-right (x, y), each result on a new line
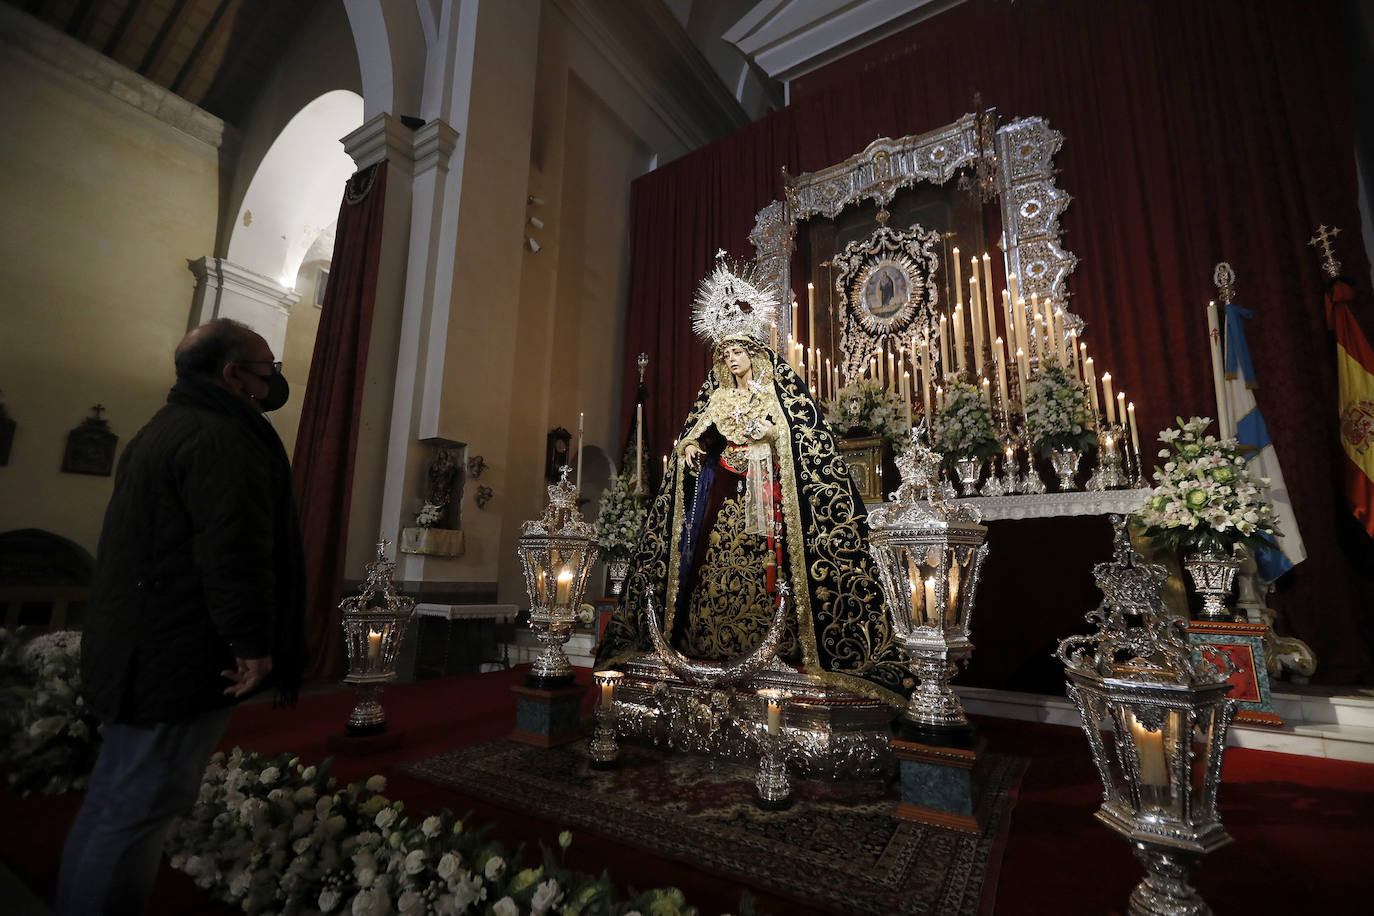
top-left (868, 437), bottom-right (988, 733)
top-left (1017, 430), bottom-right (1047, 494)
top-left (516, 467), bottom-right (599, 687)
top-left (754, 688), bottom-right (792, 809)
top-left (339, 541), bottom-right (416, 736)
top-left (1089, 424), bottom-right (1130, 490)
top-left (588, 670), bottom-right (623, 768)
top-left (1056, 517), bottom-right (1237, 916)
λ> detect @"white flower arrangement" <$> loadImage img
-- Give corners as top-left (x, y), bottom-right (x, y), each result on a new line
top-left (1134, 416), bottom-right (1279, 555)
top-left (823, 377), bottom-right (911, 451)
top-left (166, 746), bottom-right (701, 916)
top-left (932, 380), bottom-right (998, 461)
top-left (1022, 358), bottom-right (1096, 456)
top-left (0, 627), bottom-right (101, 796)
top-left (415, 503), bottom-right (446, 529)
top-left (593, 474), bottom-right (646, 561)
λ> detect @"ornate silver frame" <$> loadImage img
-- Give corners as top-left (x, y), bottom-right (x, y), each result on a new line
top-left (748, 112), bottom-right (1078, 357)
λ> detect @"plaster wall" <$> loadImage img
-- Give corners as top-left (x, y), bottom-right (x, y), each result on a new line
top-left (0, 46), bottom-right (220, 554)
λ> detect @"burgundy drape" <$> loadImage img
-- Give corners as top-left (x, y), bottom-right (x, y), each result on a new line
top-left (621, 0), bottom-right (1374, 683)
top-left (293, 163), bottom-right (388, 683)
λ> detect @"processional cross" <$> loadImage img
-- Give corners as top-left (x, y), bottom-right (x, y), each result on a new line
top-left (1307, 224), bottom-right (1342, 278)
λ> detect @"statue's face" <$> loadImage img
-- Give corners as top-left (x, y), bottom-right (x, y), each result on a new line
top-left (722, 343), bottom-right (752, 381)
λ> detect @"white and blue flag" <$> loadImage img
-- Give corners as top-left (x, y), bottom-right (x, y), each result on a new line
top-left (1224, 303), bottom-right (1306, 581)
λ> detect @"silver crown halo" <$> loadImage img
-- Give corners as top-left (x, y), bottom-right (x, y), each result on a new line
top-left (692, 249), bottom-right (780, 347)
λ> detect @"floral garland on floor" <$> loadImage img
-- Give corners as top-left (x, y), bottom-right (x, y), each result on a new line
top-left (932, 380), bottom-right (999, 462)
top-left (166, 747), bottom-right (707, 916)
top-left (0, 627), bottom-right (101, 796)
top-left (823, 377), bottom-right (911, 451)
top-left (1134, 416), bottom-right (1278, 555)
top-left (1022, 358), bottom-right (1095, 456)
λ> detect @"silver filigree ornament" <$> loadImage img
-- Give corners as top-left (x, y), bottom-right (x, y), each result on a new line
top-left (867, 431), bottom-right (988, 730)
top-left (339, 540), bottom-right (417, 736)
top-left (516, 466), bottom-right (600, 684)
top-left (1055, 516), bottom-right (1237, 916)
top-left (691, 250), bottom-right (780, 348)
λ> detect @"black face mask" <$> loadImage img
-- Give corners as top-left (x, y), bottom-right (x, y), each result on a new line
top-left (255, 369), bottom-right (290, 412)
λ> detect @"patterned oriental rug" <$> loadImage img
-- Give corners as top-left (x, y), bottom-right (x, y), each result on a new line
top-left (401, 740), bottom-right (1028, 916)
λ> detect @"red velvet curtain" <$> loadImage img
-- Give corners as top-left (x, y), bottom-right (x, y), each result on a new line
top-left (621, 0), bottom-right (1374, 682)
top-left (293, 162), bottom-right (388, 683)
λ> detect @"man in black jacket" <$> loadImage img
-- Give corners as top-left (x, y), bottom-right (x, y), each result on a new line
top-left (57, 317), bottom-right (307, 915)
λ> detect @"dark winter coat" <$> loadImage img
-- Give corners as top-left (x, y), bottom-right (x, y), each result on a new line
top-left (82, 378), bottom-right (307, 723)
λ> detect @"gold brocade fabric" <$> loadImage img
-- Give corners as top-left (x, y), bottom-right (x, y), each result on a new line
top-left (595, 345), bottom-right (911, 706)
top-left (678, 480), bottom-right (800, 661)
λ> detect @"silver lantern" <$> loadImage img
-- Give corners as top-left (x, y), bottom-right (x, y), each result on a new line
top-left (339, 540), bottom-right (416, 735)
top-left (868, 436), bottom-right (988, 732)
top-left (1056, 517), bottom-right (1237, 916)
top-left (516, 467), bottom-right (599, 687)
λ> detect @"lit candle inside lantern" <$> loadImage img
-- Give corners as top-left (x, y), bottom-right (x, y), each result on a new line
top-left (924, 577), bottom-right (939, 625)
top-left (367, 628), bottom-right (382, 666)
top-left (1130, 715), bottom-right (1169, 787)
top-left (555, 567), bottom-right (572, 606)
top-left (759, 689), bottom-right (784, 735)
top-left (1128, 402), bottom-right (1140, 458)
top-left (1102, 372), bottom-right (1115, 424)
top-left (576, 411), bottom-right (584, 492)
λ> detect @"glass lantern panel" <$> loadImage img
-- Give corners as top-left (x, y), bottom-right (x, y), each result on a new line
top-left (1088, 691), bottom-right (1129, 804)
top-left (946, 547), bottom-right (964, 628)
top-left (1124, 707), bottom-right (1177, 814)
top-left (1190, 706), bottom-right (1219, 816)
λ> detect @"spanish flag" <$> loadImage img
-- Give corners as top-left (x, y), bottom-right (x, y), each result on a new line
top-left (1326, 279), bottom-right (1374, 538)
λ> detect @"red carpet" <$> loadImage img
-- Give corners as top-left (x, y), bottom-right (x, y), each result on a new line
top-left (3, 666), bottom-right (1373, 914)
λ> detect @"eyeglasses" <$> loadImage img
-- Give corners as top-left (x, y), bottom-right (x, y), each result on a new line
top-left (238, 359), bottom-right (283, 372)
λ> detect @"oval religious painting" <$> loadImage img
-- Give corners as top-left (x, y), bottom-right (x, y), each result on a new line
top-left (862, 264), bottom-right (910, 319)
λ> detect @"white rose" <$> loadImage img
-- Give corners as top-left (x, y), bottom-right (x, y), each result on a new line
top-left (531, 879), bottom-right (561, 914)
top-left (452, 876), bottom-right (479, 909)
top-left (351, 887), bottom-right (392, 916)
top-left (436, 851), bottom-right (463, 882)
top-left (259, 766), bottom-right (280, 786)
top-left (404, 849), bottom-right (425, 874)
top-left (484, 856), bottom-right (505, 881)
top-left (422, 816), bottom-right (443, 838)
top-left (374, 807), bottom-right (398, 830)
top-left (301, 765), bottom-right (317, 781)
top-left (319, 888), bottom-right (341, 912)
top-left (397, 889), bottom-right (425, 916)
top-left (491, 897), bottom-right (519, 916)
top-left (365, 775), bottom-right (387, 793)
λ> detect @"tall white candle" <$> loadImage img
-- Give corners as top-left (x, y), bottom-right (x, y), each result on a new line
top-left (576, 411), bottom-right (584, 492)
top-left (1085, 357), bottom-right (1099, 418)
top-left (969, 277), bottom-right (984, 374)
top-left (953, 247), bottom-right (963, 312)
top-left (635, 403), bottom-right (643, 489)
top-left (1102, 372), bottom-right (1115, 424)
top-left (1007, 272), bottom-right (1020, 306)
top-left (953, 303), bottom-right (966, 373)
top-left (939, 315), bottom-right (951, 376)
top-left (1206, 300), bottom-right (1233, 435)
top-left (807, 282), bottom-right (816, 356)
top-left (995, 337), bottom-right (1009, 415)
top-left (981, 253), bottom-right (998, 366)
top-left (1117, 392), bottom-right (1126, 430)
top-left (1128, 402), bottom-right (1141, 458)
top-left (903, 370), bottom-right (913, 427)
top-left (1013, 297), bottom-right (1028, 362)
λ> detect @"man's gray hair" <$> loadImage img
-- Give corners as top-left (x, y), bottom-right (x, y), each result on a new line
top-left (174, 318), bottom-right (258, 378)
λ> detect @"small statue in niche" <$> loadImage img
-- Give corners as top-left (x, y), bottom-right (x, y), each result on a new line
top-left (417, 446), bottom-right (464, 529)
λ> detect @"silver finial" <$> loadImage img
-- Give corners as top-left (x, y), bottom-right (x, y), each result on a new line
top-left (1212, 262), bottom-right (1236, 304)
top-left (1307, 224), bottom-right (1342, 278)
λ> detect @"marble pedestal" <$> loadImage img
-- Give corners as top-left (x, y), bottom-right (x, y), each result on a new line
top-left (890, 735), bottom-right (987, 834)
top-left (510, 683), bottom-right (585, 747)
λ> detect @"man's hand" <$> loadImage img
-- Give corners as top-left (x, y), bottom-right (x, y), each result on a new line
top-left (683, 441), bottom-right (703, 471)
top-left (222, 656), bottom-right (273, 697)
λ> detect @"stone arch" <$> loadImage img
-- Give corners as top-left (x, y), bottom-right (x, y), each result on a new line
top-left (227, 89), bottom-right (365, 288)
top-left (343, 0), bottom-right (429, 121)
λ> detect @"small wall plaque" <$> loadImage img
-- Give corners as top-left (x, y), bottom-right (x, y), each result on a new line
top-left (62, 405), bottom-right (117, 476)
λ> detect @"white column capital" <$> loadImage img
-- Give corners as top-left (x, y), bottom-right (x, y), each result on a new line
top-left (187, 256), bottom-right (298, 355)
top-left (413, 119), bottom-right (460, 176)
top-left (342, 112), bottom-right (417, 175)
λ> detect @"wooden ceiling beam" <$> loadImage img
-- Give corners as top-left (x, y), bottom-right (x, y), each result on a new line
top-left (138, 0), bottom-right (193, 79)
top-left (100, 0), bottom-right (141, 59)
top-left (169, 0), bottom-right (232, 100)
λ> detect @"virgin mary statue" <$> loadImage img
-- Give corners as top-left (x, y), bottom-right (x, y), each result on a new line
top-left (597, 255), bottom-right (911, 705)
